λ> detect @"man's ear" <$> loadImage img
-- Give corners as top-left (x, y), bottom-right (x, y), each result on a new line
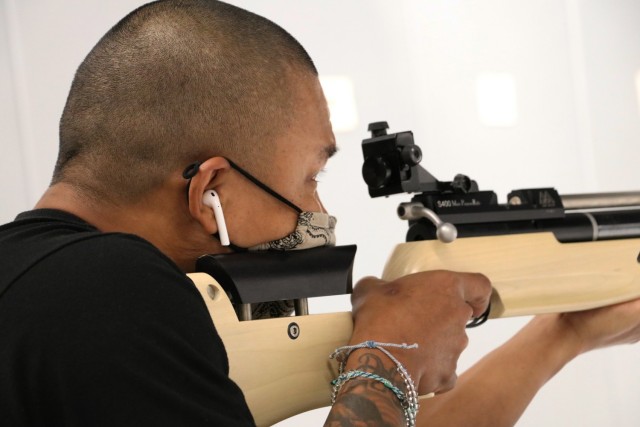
top-left (187, 156), bottom-right (231, 234)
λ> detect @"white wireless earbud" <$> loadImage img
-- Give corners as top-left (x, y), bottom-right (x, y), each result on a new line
top-left (202, 190), bottom-right (230, 246)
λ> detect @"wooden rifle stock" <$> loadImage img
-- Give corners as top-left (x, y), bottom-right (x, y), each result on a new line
top-left (188, 232), bottom-right (640, 426)
top-left (188, 272), bottom-right (351, 427)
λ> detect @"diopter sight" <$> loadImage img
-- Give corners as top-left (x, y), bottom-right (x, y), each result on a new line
top-left (361, 121), bottom-right (442, 198)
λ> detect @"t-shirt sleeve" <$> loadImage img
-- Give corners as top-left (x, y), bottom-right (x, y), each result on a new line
top-left (13, 234), bottom-right (256, 426)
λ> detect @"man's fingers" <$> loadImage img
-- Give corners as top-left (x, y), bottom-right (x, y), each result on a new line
top-left (351, 276), bottom-right (385, 307)
top-left (354, 276), bottom-right (385, 288)
top-left (460, 272), bottom-right (493, 318)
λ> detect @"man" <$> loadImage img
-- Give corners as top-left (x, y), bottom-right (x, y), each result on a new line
top-left (0, 1), bottom-right (638, 426)
top-left (0, 1), bottom-right (490, 425)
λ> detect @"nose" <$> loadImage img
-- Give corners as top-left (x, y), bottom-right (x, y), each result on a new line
top-left (312, 190), bottom-right (328, 214)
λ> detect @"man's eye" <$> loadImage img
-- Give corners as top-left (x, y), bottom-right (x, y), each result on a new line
top-left (312, 169), bottom-right (327, 182)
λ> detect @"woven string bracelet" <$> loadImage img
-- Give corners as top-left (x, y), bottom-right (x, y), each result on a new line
top-left (329, 341), bottom-right (420, 427)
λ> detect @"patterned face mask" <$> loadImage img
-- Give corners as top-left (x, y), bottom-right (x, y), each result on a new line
top-left (248, 211), bottom-right (336, 251)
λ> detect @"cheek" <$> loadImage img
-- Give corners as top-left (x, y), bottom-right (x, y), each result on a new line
top-left (276, 175), bottom-right (315, 210)
top-left (217, 185), bottom-right (292, 245)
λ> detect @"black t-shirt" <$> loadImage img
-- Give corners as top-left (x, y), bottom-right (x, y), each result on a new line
top-left (0, 209), bottom-right (256, 426)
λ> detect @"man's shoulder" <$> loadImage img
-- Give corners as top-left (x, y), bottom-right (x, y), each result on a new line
top-left (53, 227), bottom-right (181, 276)
top-left (48, 230), bottom-right (196, 301)
top-left (0, 208), bottom-right (190, 298)
top-left (0, 217), bottom-right (254, 426)
top-left (0, 209), bottom-right (216, 360)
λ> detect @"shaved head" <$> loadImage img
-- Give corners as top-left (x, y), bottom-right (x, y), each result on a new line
top-left (54, 0), bottom-right (318, 203)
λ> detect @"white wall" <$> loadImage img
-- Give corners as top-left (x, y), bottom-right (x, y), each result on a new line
top-left (0, 1), bottom-right (29, 220)
top-left (1, 0), bottom-right (639, 426)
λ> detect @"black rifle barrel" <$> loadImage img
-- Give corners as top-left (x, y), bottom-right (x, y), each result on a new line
top-left (555, 209), bottom-right (640, 242)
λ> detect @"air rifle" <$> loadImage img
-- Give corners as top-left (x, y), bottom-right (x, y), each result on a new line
top-left (189, 122), bottom-right (640, 426)
top-left (361, 121), bottom-right (640, 319)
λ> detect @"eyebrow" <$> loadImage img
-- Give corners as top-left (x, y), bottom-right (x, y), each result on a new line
top-left (322, 144), bottom-right (339, 160)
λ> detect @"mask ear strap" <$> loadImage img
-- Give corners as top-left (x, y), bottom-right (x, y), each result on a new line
top-left (182, 161), bottom-right (203, 201)
top-left (182, 161), bottom-right (202, 180)
top-left (227, 158), bottom-right (303, 214)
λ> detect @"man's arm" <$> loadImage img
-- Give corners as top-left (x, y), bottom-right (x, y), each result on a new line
top-left (416, 298), bottom-right (640, 427)
top-left (325, 349), bottom-right (410, 426)
top-left (324, 271), bottom-right (492, 426)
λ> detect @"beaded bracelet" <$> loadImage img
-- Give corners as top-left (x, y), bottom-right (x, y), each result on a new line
top-left (329, 341), bottom-right (419, 427)
top-left (331, 369), bottom-right (407, 404)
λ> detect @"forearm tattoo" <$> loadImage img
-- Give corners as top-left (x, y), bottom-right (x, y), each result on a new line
top-left (324, 352), bottom-right (405, 427)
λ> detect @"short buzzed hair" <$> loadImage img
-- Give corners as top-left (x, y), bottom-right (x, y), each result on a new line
top-left (54, 0), bottom-right (317, 203)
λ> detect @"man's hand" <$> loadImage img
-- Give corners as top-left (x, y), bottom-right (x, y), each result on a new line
top-left (349, 270), bottom-right (492, 395)
top-left (553, 297), bottom-right (640, 356)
